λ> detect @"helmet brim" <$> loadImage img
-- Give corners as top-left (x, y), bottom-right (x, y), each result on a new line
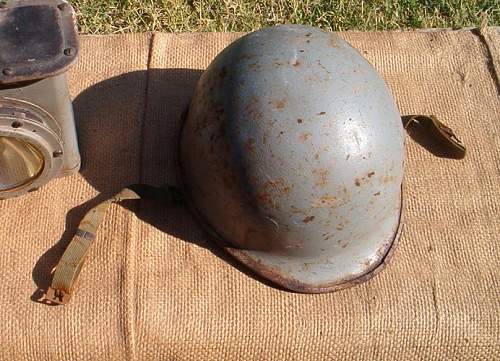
top-left (184, 185), bottom-right (404, 293)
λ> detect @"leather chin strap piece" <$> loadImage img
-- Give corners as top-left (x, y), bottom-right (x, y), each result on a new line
top-left (42, 116), bottom-right (465, 305)
top-left (402, 115), bottom-right (466, 159)
top-left (43, 185), bottom-right (182, 305)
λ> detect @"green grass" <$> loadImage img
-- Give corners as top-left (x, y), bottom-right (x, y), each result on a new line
top-left (70, 0), bottom-right (499, 34)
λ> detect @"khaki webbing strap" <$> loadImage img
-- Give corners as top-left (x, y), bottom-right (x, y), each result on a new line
top-left (43, 184), bottom-right (182, 305)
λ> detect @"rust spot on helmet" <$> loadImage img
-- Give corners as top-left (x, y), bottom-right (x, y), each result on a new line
top-left (254, 177), bottom-right (291, 197)
top-left (355, 173), bottom-right (375, 187)
top-left (318, 111), bottom-right (326, 115)
top-left (316, 61), bottom-right (331, 75)
top-left (297, 118), bottom-right (303, 124)
top-left (258, 191), bottom-right (272, 204)
top-left (381, 175), bottom-right (396, 183)
top-left (311, 194), bottom-right (337, 208)
top-left (363, 259), bottom-right (372, 266)
top-left (273, 99), bottom-right (287, 110)
top-left (337, 239), bottom-right (348, 248)
top-left (245, 96), bottom-right (262, 120)
top-left (302, 215), bottom-right (315, 223)
top-left (313, 168), bottom-right (329, 187)
top-left (298, 132), bottom-right (312, 142)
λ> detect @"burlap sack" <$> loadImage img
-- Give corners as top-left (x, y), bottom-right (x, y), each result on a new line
top-left (0, 28), bottom-right (498, 360)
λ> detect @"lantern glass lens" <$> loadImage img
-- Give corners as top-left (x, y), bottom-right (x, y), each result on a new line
top-left (0, 136), bottom-right (44, 191)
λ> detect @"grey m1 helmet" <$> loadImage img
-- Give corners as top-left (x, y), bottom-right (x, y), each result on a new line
top-left (179, 24), bottom-right (405, 292)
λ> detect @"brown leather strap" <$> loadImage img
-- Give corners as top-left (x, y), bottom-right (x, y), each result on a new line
top-left (402, 115), bottom-right (466, 159)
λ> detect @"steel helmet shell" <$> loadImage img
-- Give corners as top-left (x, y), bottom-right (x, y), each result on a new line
top-left (180, 25), bottom-right (405, 292)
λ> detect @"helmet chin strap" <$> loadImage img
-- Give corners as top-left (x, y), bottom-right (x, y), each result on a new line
top-left (42, 184), bottom-right (183, 305)
top-left (41, 115), bottom-right (465, 305)
top-left (402, 115), bottom-right (466, 159)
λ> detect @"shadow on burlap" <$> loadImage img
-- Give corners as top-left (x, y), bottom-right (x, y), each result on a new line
top-left (0, 29), bottom-right (498, 360)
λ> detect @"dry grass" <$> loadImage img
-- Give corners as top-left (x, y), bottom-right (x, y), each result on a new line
top-left (70, 0), bottom-right (499, 34)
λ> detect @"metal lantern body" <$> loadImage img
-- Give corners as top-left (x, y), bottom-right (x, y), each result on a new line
top-left (180, 25), bottom-right (405, 292)
top-left (0, 0), bottom-right (80, 199)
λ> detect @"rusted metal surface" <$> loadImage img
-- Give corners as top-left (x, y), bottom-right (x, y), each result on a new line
top-left (0, 0), bottom-right (78, 84)
top-left (179, 25), bottom-right (406, 292)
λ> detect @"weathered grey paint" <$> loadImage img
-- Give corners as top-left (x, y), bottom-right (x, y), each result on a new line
top-left (180, 25), bottom-right (405, 292)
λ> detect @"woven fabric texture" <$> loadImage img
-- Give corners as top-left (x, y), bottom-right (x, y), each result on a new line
top-left (0, 29), bottom-right (498, 360)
